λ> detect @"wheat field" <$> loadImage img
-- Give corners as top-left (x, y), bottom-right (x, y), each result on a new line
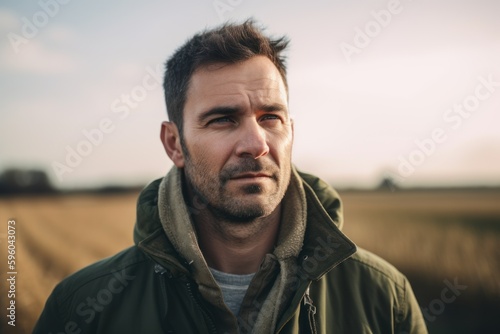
top-left (1, 189), bottom-right (499, 333)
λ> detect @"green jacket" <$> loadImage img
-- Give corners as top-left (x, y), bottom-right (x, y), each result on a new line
top-left (34, 168), bottom-right (427, 334)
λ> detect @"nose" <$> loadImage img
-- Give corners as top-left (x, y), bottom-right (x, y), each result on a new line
top-left (234, 118), bottom-right (269, 159)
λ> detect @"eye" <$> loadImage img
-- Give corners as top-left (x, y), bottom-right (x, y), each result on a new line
top-left (208, 116), bottom-right (233, 125)
top-left (260, 114), bottom-right (281, 122)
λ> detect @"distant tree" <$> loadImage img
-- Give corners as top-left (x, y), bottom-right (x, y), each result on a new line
top-left (0, 168), bottom-right (55, 194)
top-left (377, 176), bottom-right (399, 192)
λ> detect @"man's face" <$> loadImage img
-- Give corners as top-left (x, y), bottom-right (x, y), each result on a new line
top-left (178, 56), bottom-right (293, 222)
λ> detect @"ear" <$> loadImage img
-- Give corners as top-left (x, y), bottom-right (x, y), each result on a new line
top-left (160, 121), bottom-right (185, 168)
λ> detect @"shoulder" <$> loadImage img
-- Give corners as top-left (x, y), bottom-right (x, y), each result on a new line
top-left (34, 246), bottom-right (154, 333)
top-left (315, 248), bottom-right (427, 332)
top-left (325, 247), bottom-right (415, 324)
top-left (52, 246), bottom-right (151, 307)
top-left (335, 248), bottom-right (427, 332)
top-left (328, 247), bottom-right (409, 306)
top-left (346, 247), bottom-right (407, 289)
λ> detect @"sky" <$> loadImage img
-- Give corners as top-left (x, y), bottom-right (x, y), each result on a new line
top-left (0, 0), bottom-right (499, 189)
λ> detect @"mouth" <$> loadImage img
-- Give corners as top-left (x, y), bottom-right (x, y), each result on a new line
top-left (231, 173), bottom-right (271, 180)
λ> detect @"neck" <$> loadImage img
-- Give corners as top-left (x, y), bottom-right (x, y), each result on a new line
top-left (193, 205), bottom-right (281, 275)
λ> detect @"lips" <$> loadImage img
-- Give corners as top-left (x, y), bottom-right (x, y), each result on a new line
top-left (231, 173), bottom-right (270, 180)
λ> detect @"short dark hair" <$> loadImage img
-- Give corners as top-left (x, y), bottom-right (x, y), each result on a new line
top-left (163, 19), bottom-right (290, 134)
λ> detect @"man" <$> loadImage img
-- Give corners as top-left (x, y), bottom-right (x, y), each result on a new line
top-left (35, 20), bottom-right (427, 333)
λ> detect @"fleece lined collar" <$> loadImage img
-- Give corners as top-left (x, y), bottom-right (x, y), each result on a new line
top-left (135, 166), bottom-right (356, 280)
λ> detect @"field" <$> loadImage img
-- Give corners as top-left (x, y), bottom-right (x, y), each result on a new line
top-left (1, 188), bottom-right (499, 333)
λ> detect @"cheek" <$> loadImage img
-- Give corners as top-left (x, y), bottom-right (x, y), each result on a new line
top-left (185, 135), bottom-right (227, 169)
top-left (270, 131), bottom-right (294, 159)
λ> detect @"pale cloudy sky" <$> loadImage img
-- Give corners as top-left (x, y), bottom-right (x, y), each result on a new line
top-left (1, 0), bottom-right (499, 189)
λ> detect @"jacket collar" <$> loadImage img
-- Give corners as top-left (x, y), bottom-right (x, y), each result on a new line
top-left (297, 176), bottom-right (356, 280)
top-left (134, 167), bottom-right (356, 280)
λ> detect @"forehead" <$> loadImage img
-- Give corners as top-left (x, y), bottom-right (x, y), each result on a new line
top-left (184, 56), bottom-right (288, 114)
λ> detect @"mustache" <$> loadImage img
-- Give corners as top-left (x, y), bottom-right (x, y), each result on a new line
top-left (220, 159), bottom-right (278, 183)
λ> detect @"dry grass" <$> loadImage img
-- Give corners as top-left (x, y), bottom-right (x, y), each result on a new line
top-left (0, 189), bottom-right (499, 333)
top-left (0, 193), bottom-right (137, 333)
top-left (340, 190), bottom-right (500, 298)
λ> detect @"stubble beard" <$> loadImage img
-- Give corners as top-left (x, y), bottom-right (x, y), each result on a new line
top-left (180, 139), bottom-right (290, 224)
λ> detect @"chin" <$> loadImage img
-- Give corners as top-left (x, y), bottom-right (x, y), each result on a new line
top-left (241, 184), bottom-right (263, 194)
top-left (212, 198), bottom-right (276, 223)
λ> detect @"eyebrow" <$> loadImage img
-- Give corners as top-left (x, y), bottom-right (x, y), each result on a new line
top-left (259, 103), bottom-right (288, 113)
top-left (197, 103), bottom-right (288, 124)
top-left (197, 106), bottom-right (242, 123)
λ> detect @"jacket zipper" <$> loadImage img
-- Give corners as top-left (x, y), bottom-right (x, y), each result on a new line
top-left (185, 281), bottom-right (218, 334)
top-left (303, 287), bottom-right (318, 334)
top-left (276, 282), bottom-right (317, 333)
top-left (159, 274), bottom-right (168, 319)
